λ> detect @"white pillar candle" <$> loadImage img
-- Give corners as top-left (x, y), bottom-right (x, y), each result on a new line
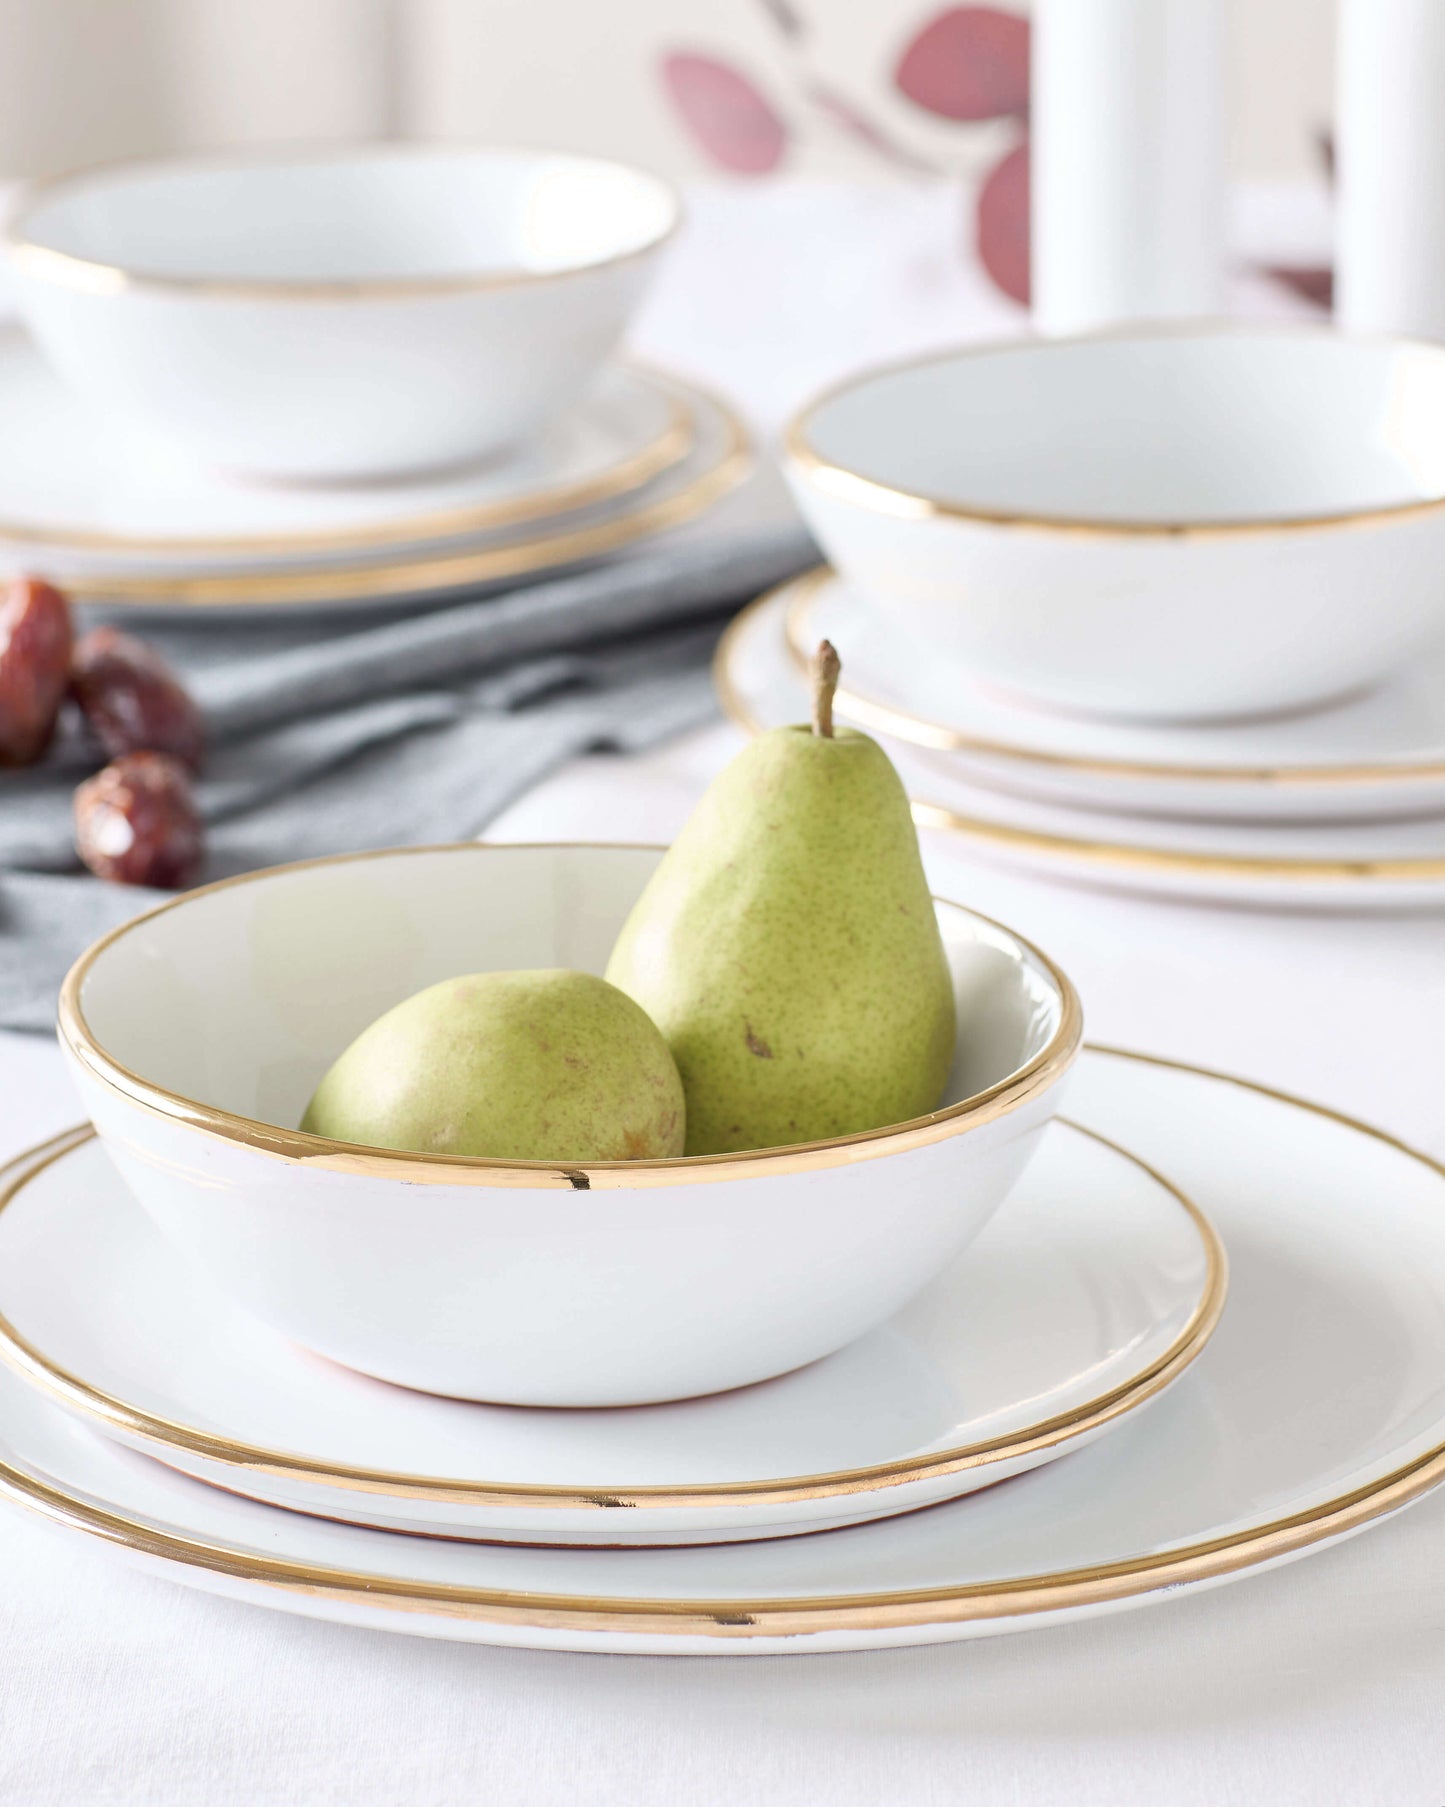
top-left (1032, 0), bottom-right (1226, 336)
top-left (1336, 0), bottom-right (1445, 339)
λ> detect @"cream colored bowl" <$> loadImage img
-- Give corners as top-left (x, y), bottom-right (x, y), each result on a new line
top-left (57, 844), bottom-right (1080, 1407)
top-left (785, 328), bottom-right (1445, 722)
top-left (6, 146), bottom-right (679, 481)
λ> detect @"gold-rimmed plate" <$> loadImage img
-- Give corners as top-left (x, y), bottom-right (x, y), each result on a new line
top-left (782, 568), bottom-right (1445, 824)
top-left (1, 1047), bottom-right (1442, 1652)
top-left (0, 330), bottom-right (695, 567)
top-left (40, 375), bottom-right (749, 614)
top-left (721, 581), bottom-right (1445, 910)
top-left (0, 1117), bottom-right (1223, 1545)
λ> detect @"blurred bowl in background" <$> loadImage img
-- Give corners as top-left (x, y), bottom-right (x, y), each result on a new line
top-left (784, 327), bottom-right (1445, 723)
top-left (4, 144), bottom-right (680, 482)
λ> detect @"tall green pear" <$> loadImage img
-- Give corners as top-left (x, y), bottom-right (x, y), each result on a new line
top-left (607, 641), bottom-right (956, 1155)
top-left (301, 969), bottom-right (685, 1161)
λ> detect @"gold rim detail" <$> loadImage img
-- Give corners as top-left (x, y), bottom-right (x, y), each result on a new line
top-left (715, 593), bottom-right (1445, 887)
top-left (0, 1120), bottom-right (1223, 1513)
top-left (781, 568), bottom-right (1445, 792)
top-left (0, 1048), bottom-right (1438, 1637)
top-left (54, 384), bottom-right (750, 610)
top-left (0, 364), bottom-right (694, 558)
top-left (55, 844), bottom-right (1084, 1189)
top-left (784, 323), bottom-right (1445, 537)
top-left (5, 142), bottom-right (682, 302)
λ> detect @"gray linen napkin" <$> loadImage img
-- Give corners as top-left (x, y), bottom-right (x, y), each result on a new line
top-left (0, 524), bottom-right (816, 1032)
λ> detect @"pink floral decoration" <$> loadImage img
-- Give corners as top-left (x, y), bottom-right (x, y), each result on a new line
top-left (895, 6), bottom-right (1030, 122)
top-left (661, 53), bottom-right (789, 175)
top-left (975, 138), bottom-right (1029, 304)
top-left (1263, 266), bottom-right (1333, 309)
top-left (805, 81), bottom-right (938, 173)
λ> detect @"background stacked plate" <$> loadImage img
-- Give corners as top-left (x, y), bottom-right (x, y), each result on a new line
top-left (0, 332), bottom-right (751, 615)
top-left (727, 329), bottom-right (1445, 913)
top-left (716, 568), bottom-right (1445, 912)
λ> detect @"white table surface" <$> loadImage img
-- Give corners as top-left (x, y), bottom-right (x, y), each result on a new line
top-left (4, 181), bottom-right (1444, 1806)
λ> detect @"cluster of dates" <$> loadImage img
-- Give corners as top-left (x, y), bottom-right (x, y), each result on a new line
top-left (0, 576), bottom-right (206, 889)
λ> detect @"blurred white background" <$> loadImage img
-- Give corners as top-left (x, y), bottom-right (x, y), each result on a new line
top-left (0, 0), bottom-right (1331, 182)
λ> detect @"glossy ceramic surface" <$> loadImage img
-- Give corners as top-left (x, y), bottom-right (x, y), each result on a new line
top-left (2, 1048), bottom-right (1442, 1653)
top-left (785, 568), bottom-right (1445, 824)
top-left (720, 585), bottom-right (1445, 911)
top-left (0, 331), bottom-right (691, 568)
top-left (58, 376), bottom-right (749, 613)
top-left (0, 1120), bottom-right (1220, 1544)
top-left (7, 146), bottom-right (679, 479)
top-left (784, 329), bottom-right (1445, 721)
top-left (57, 844), bottom-right (1080, 1407)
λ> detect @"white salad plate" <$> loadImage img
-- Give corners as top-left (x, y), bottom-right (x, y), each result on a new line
top-left (718, 585), bottom-right (1445, 912)
top-left (54, 377), bottom-right (749, 615)
top-left (0, 1119), bottom-right (1223, 1545)
top-left (2, 1048), bottom-right (1444, 1653)
top-left (0, 327), bottom-right (692, 571)
top-left (785, 568), bottom-right (1445, 824)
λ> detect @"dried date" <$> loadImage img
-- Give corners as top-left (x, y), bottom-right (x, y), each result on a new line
top-left (74, 751), bottom-right (204, 889)
top-left (71, 626), bottom-right (205, 771)
top-left (0, 576), bottom-right (73, 765)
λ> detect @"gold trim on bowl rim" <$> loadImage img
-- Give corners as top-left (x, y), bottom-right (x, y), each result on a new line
top-left (715, 590), bottom-right (1445, 888)
top-left (0, 1048), bottom-right (1440, 1639)
top-left (784, 321), bottom-right (1445, 538)
top-left (56, 381), bottom-right (751, 609)
top-left (55, 843), bottom-right (1084, 1190)
top-left (782, 566), bottom-right (1445, 792)
top-left (0, 1119), bottom-right (1223, 1515)
top-left (0, 361), bottom-right (695, 559)
top-left (4, 141), bottom-right (683, 303)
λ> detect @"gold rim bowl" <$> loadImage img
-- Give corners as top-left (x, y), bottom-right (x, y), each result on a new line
top-left (55, 842), bottom-right (1082, 1407)
top-left (58, 842), bottom-right (1082, 1189)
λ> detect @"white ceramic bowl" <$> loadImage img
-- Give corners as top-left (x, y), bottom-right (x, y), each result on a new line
top-left (57, 844), bottom-right (1080, 1408)
top-left (5, 146), bottom-right (679, 481)
top-left (785, 328), bottom-right (1445, 722)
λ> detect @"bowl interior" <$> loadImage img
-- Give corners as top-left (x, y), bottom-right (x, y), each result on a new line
top-left (799, 332), bottom-right (1445, 525)
top-left (14, 149), bottom-right (677, 285)
top-left (70, 845), bottom-right (1065, 1156)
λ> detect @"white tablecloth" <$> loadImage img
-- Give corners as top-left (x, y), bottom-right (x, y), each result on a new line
top-left (4, 182), bottom-right (1443, 1807)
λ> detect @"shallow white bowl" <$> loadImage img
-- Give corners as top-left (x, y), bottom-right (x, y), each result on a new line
top-left (785, 328), bottom-right (1445, 722)
top-left (56, 844), bottom-right (1080, 1408)
top-left (5, 146), bottom-right (679, 480)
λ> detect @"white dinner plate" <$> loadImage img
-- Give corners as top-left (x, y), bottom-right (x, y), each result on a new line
top-left (48, 376), bottom-right (749, 614)
top-left (0, 326), bottom-right (692, 569)
top-left (717, 584), bottom-right (1445, 911)
top-left (1, 1047), bottom-right (1443, 1654)
top-left (784, 568), bottom-right (1445, 824)
top-left (0, 1120), bottom-right (1222, 1545)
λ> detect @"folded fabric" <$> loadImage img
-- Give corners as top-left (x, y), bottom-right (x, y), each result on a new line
top-left (0, 524), bottom-right (817, 1033)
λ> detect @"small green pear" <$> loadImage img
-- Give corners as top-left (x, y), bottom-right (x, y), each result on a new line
top-left (301, 969), bottom-right (685, 1161)
top-left (607, 641), bottom-right (956, 1155)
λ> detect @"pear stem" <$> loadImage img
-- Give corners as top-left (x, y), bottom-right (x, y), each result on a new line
top-left (811, 640), bottom-right (841, 738)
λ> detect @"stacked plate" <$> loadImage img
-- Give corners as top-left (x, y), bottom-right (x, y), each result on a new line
top-left (0, 145), bottom-right (752, 616)
top-left (750, 328), bottom-right (1445, 911)
top-left (2, 843), bottom-right (1444, 1653)
top-left (0, 332), bottom-right (750, 616)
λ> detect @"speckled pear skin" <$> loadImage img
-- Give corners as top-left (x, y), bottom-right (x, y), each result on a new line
top-left (301, 969), bottom-right (685, 1161)
top-left (605, 724), bottom-right (957, 1155)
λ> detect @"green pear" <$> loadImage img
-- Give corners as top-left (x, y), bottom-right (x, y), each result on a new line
top-left (301, 969), bottom-right (685, 1161)
top-left (607, 641), bottom-right (956, 1155)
